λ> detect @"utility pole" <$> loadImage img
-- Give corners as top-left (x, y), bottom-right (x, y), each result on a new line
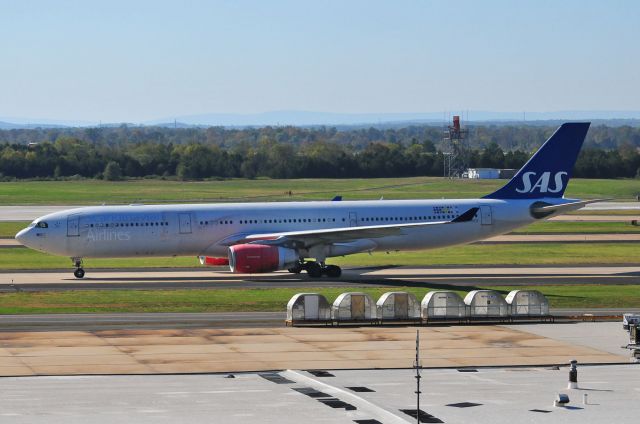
top-left (414, 329), bottom-right (422, 423)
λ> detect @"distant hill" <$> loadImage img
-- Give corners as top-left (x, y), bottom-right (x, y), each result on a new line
top-left (0, 121), bottom-right (70, 129)
top-left (147, 110), bottom-right (640, 127)
top-left (3, 110), bottom-right (640, 129)
top-left (147, 111), bottom-right (442, 127)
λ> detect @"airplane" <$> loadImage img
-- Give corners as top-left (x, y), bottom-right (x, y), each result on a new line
top-left (16, 122), bottom-right (594, 279)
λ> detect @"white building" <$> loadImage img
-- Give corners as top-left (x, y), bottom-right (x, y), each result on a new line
top-left (467, 168), bottom-right (500, 179)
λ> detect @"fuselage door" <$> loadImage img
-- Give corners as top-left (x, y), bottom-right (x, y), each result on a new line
top-left (179, 213), bottom-right (192, 234)
top-left (349, 212), bottom-right (358, 227)
top-left (67, 215), bottom-right (80, 237)
top-left (480, 205), bottom-right (493, 225)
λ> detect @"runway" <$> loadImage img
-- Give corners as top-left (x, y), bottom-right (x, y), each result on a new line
top-left (1, 265), bottom-right (639, 292)
top-left (0, 312), bottom-right (285, 331)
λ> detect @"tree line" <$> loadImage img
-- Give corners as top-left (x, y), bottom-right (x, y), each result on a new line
top-left (0, 125), bottom-right (639, 180)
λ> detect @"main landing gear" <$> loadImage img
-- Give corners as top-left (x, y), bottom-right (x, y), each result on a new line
top-left (288, 261), bottom-right (342, 278)
top-left (72, 258), bottom-right (85, 279)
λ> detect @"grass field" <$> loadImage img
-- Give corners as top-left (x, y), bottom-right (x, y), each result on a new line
top-left (0, 242), bottom-right (637, 270)
top-left (0, 177), bottom-right (638, 205)
top-left (0, 284), bottom-right (638, 314)
top-left (331, 243), bottom-right (638, 267)
top-left (566, 210), bottom-right (640, 216)
top-left (514, 221), bottom-right (640, 234)
top-left (0, 222), bottom-right (26, 238)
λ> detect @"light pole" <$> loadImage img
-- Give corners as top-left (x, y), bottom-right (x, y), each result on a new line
top-left (414, 329), bottom-right (422, 423)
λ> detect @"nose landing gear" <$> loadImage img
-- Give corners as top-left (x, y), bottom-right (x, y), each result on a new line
top-left (72, 258), bottom-right (85, 279)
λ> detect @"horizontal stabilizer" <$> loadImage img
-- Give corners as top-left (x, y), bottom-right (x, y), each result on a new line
top-left (530, 199), bottom-right (609, 218)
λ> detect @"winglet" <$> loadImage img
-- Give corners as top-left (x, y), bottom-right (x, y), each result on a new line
top-left (452, 207), bottom-right (479, 223)
top-left (331, 195), bottom-right (343, 201)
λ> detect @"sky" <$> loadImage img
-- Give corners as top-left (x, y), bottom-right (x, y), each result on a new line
top-left (0, 0), bottom-right (639, 124)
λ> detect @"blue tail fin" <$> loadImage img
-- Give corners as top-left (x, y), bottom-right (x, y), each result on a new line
top-left (484, 122), bottom-right (590, 199)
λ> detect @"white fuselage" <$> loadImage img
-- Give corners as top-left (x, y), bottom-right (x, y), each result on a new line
top-left (15, 197), bottom-right (555, 260)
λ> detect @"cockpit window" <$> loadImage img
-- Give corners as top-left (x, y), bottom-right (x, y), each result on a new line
top-left (35, 221), bottom-right (48, 229)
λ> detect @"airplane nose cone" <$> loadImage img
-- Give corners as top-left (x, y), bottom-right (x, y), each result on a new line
top-left (15, 228), bottom-right (30, 246)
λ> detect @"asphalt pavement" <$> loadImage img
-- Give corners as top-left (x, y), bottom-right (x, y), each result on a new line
top-left (1, 265), bottom-right (639, 292)
top-left (1, 309), bottom-right (638, 332)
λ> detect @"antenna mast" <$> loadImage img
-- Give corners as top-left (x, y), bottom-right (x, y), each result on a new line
top-left (443, 115), bottom-right (470, 178)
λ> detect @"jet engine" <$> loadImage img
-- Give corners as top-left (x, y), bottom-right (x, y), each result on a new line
top-left (198, 256), bottom-right (230, 266)
top-left (228, 244), bottom-right (298, 273)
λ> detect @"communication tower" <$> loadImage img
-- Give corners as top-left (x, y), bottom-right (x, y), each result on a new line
top-left (443, 115), bottom-right (470, 178)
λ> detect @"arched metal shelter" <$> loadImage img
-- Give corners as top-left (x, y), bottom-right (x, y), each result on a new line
top-left (464, 290), bottom-right (509, 319)
top-left (505, 290), bottom-right (550, 317)
top-left (421, 291), bottom-right (468, 322)
top-left (286, 293), bottom-right (331, 326)
top-left (331, 292), bottom-right (376, 323)
top-left (376, 291), bottom-right (421, 322)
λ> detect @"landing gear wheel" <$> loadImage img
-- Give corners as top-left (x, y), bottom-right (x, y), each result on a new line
top-left (74, 268), bottom-right (85, 279)
top-left (306, 262), bottom-right (323, 278)
top-left (287, 263), bottom-right (303, 274)
top-left (324, 265), bottom-right (342, 278)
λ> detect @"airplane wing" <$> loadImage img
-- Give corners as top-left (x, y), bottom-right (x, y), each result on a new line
top-left (226, 207), bottom-right (479, 248)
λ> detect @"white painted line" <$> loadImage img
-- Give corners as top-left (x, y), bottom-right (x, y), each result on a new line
top-left (283, 369), bottom-right (411, 424)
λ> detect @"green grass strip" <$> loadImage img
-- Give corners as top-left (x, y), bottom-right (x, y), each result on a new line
top-left (331, 243), bottom-right (639, 267)
top-left (0, 243), bottom-right (638, 270)
top-left (0, 284), bottom-right (638, 314)
top-left (0, 177), bottom-right (639, 204)
top-left (0, 222), bottom-right (28, 238)
top-left (514, 221), bottom-right (640, 234)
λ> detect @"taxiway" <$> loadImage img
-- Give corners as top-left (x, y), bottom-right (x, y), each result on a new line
top-left (1, 309), bottom-right (639, 332)
top-left (1, 265), bottom-right (639, 292)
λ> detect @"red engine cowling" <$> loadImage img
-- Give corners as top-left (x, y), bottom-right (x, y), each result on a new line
top-left (198, 256), bottom-right (230, 266)
top-left (228, 244), bottom-right (298, 273)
